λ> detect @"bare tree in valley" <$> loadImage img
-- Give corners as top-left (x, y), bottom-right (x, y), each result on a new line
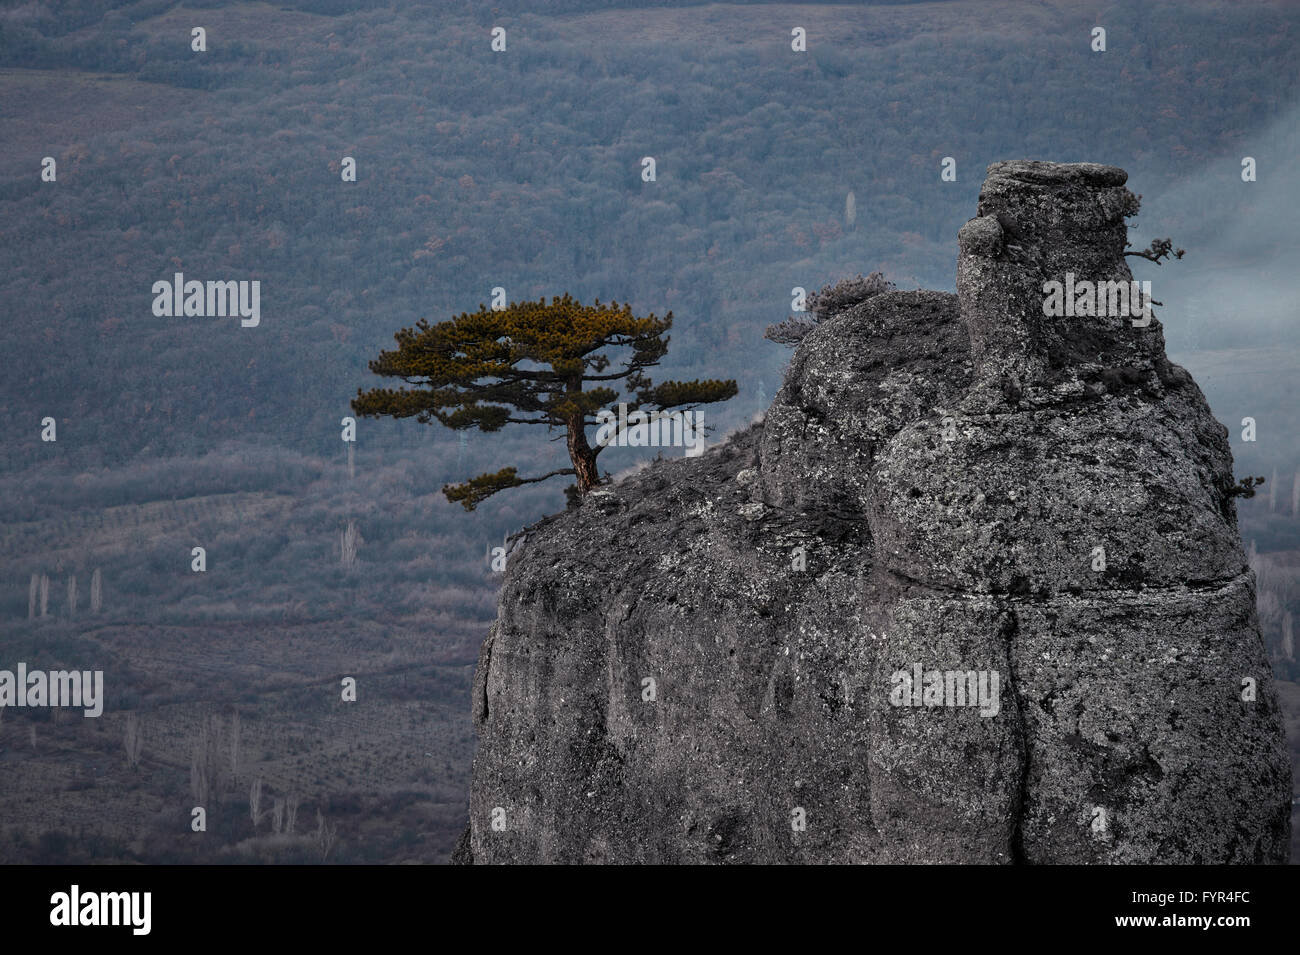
top-left (341, 520), bottom-right (360, 571)
top-left (189, 715), bottom-right (224, 808)
top-left (90, 567), bottom-right (102, 614)
top-left (250, 777), bottom-right (263, 828)
top-left (190, 743), bottom-right (211, 809)
top-left (27, 573), bottom-right (38, 620)
top-left (123, 712), bottom-right (144, 770)
top-left (315, 809), bottom-right (338, 861)
top-left (228, 709), bottom-right (241, 782)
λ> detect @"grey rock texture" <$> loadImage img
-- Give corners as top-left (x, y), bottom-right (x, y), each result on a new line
top-left (455, 160), bottom-right (1292, 864)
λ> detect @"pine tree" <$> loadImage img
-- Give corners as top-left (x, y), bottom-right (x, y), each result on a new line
top-left (353, 294), bottom-right (737, 509)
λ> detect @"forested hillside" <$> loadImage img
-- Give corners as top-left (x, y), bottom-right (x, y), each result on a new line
top-left (3, 0), bottom-right (1297, 475)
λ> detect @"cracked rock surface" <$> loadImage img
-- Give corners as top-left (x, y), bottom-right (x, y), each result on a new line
top-left (454, 161), bottom-right (1291, 864)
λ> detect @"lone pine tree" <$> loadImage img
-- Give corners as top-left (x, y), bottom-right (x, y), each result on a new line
top-left (352, 294), bottom-right (737, 509)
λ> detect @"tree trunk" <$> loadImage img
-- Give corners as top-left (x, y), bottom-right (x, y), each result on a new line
top-left (566, 416), bottom-right (599, 494)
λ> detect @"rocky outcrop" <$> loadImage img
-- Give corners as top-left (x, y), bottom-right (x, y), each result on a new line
top-left (455, 161), bottom-right (1292, 864)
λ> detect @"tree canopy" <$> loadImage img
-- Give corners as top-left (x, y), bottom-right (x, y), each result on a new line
top-left (352, 294), bottom-right (737, 508)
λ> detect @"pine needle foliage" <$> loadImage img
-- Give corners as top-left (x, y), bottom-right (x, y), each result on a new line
top-left (353, 294), bottom-right (737, 509)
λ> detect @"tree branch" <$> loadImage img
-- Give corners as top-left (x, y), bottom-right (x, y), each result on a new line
top-left (1124, 237), bottom-right (1184, 265)
top-left (514, 467), bottom-right (575, 485)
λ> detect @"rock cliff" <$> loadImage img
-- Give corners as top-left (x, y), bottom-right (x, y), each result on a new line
top-left (454, 160), bottom-right (1292, 864)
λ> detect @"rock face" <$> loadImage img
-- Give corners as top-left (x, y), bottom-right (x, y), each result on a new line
top-left (455, 161), bottom-right (1292, 864)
